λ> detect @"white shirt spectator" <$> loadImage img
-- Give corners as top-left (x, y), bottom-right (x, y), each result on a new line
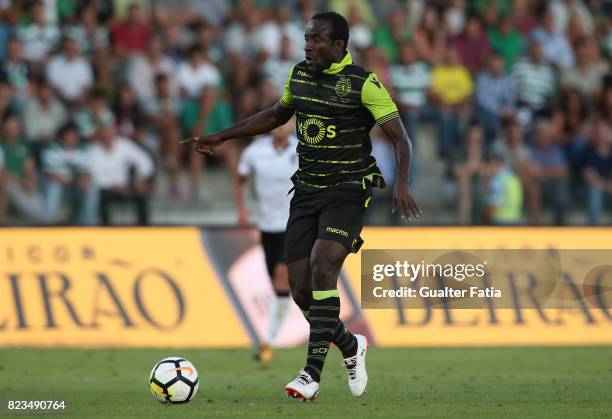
top-left (46, 54), bottom-right (93, 101)
top-left (90, 137), bottom-right (154, 189)
top-left (237, 135), bottom-right (298, 233)
top-left (549, 0), bottom-right (593, 34)
top-left (529, 27), bottom-right (574, 67)
top-left (128, 53), bottom-right (176, 104)
top-left (177, 61), bottom-right (221, 98)
top-left (389, 61), bottom-right (432, 108)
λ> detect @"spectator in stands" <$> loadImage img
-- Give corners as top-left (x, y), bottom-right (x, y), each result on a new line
top-left (413, 6), bottom-right (446, 65)
top-left (372, 7), bottom-right (411, 63)
top-left (46, 36), bottom-right (94, 105)
top-left (22, 79), bottom-right (67, 143)
top-left (486, 14), bottom-right (525, 71)
top-left (41, 123), bottom-right (97, 225)
top-left (450, 15), bottom-right (491, 74)
top-left (561, 37), bottom-right (606, 103)
top-left (583, 117), bottom-right (612, 225)
top-left (63, 5), bottom-right (109, 56)
top-left (144, 74), bottom-right (182, 198)
top-left (453, 123), bottom-right (486, 225)
top-left (513, 41), bottom-right (555, 119)
top-left (443, 0), bottom-right (467, 36)
top-left (347, 5), bottom-right (373, 52)
top-left (17, 0), bottom-right (60, 65)
top-left (128, 37), bottom-right (176, 105)
top-left (177, 43), bottom-right (221, 99)
top-left (22, 78), bottom-right (67, 164)
top-left (550, 0), bottom-right (594, 35)
top-left (262, 35), bottom-right (296, 95)
top-left (475, 52), bottom-right (515, 147)
top-left (530, 9), bottom-right (574, 68)
top-left (73, 90), bottom-right (115, 140)
top-left (113, 84), bottom-right (144, 140)
top-left (525, 119), bottom-right (570, 225)
top-left (2, 37), bottom-right (29, 100)
top-left (0, 78), bottom-right (17, 120)
top-left (111, 3), bottom-right (152, 58)
top-left (0, 114), bottom-right (49, 223)
top-left (431, 46), bottom-right (473, 158)
top-left (389, 41), bottom-right (431, 181)
top-left (490, 118), bottom-right (531, 176)
top-left (89, 123), bottom-right (154, 226)
top-left (484, 149), bottom-right (524, 225)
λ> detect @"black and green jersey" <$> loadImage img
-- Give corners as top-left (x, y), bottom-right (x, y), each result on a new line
top-left (279, 52), bottom-right (400, 191)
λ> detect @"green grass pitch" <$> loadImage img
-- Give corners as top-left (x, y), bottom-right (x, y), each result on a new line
top-left (0, 346), bottom-right (610, 418)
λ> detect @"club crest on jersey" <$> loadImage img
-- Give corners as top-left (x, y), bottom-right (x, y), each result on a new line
top-left (335, 76), bottom-right (351, 97)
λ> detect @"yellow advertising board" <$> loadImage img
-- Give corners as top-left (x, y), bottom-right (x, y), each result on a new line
top-left (343, 227), bottom-right (612, 346)
top-left (0, 228), bottom-right (249, 347)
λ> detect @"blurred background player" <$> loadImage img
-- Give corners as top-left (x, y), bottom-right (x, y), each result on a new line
top-left (234, 121), bottom-right (298, 363)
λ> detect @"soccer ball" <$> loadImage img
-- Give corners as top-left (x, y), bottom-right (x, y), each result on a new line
top-left (149, 357), bottom-right (199, 403)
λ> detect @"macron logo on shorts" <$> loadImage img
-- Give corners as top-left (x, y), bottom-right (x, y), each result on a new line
top-left (326, 227), bottom-right (349, 237)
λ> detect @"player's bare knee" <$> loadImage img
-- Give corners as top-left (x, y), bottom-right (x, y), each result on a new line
top-left (310, 255), bottom-right (341, 290)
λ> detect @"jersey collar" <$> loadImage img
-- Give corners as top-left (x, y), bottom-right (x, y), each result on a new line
top-left (322, 51), bottom-right (352, 75)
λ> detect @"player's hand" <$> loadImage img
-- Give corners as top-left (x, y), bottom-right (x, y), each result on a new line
top-left (392, 183), bottom-right (421, 222)
top-left (180, 133), bottom-right (225, 155)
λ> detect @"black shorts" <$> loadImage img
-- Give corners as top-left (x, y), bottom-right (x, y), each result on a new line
top-left (285, 184), bottom-right (371, 263)
top-left (261, 231), bottom-right (286, 277)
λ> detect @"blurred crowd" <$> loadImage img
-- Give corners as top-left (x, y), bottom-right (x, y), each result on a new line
top-left (0, 0), bottom-right (610, 226)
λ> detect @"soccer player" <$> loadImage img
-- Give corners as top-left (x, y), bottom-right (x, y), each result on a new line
top-left (183, 12), bottom-right (420, 400)
top-left (234, 122), bottom-right (298, 363)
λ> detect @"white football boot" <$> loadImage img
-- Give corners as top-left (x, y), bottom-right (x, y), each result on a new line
top-left (284, 369), bottom-right (320, 401)
top-left (342, 334), bottom-right (368, 396)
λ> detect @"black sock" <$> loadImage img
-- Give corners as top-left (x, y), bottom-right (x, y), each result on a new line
top-left (304, 293), bottom-right (340, 382)
top-left (332, 320), bottom-right (358, 359)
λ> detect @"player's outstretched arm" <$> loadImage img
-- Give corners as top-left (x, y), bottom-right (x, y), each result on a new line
top-left (379, 118), bottom-right (422, 221)
top-left (181, 102), bottom-right (294, 155)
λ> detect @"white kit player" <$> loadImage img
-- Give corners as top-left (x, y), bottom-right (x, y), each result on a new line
top-left (234, 122), bottom-right (298, 363)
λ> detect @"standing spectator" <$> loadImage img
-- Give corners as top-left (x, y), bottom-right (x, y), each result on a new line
top-left (561, 38), bottom-right (606, 103)
top-left (111, 3), bottom-right (152, 58)
top-left (475, 53), bottom-right (515, 146)
top-left (177, 44), bottom-right (221, 98)
top-left (41, 123), bottom-right (97, 225)
top-left (144, 74), bottom-right (182, 198)
top-left (46, 36), bottom-right (94, 105)
top-left (431, 46), bottom-right (473, 157)
top-left (525, 119), bottom-right (570, 225)
top-left (450, 15), bottom-right (491, 74)
top-left (529, 10), bottom-right (574, 68)
top-left (583, 118), bottom-right (612, 224)
top-left (485, 149), bottom-right (524, 225)
top-left (0, 114), bottom-right (49, 223)
top-left (453, 123), bottom-right (486, 225)
top-left (90, 123), bottom-right (154, 226)
top-left (513, 41), bottom-right (556, 115)
top-left (22, 79), bottom-right (67, 162)
top-left (17, 0), bottom-right (60, 65)
top-left (487, 14), bottom-right (525, 71)
top-left (127, 37), bottom-right (176, 105)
